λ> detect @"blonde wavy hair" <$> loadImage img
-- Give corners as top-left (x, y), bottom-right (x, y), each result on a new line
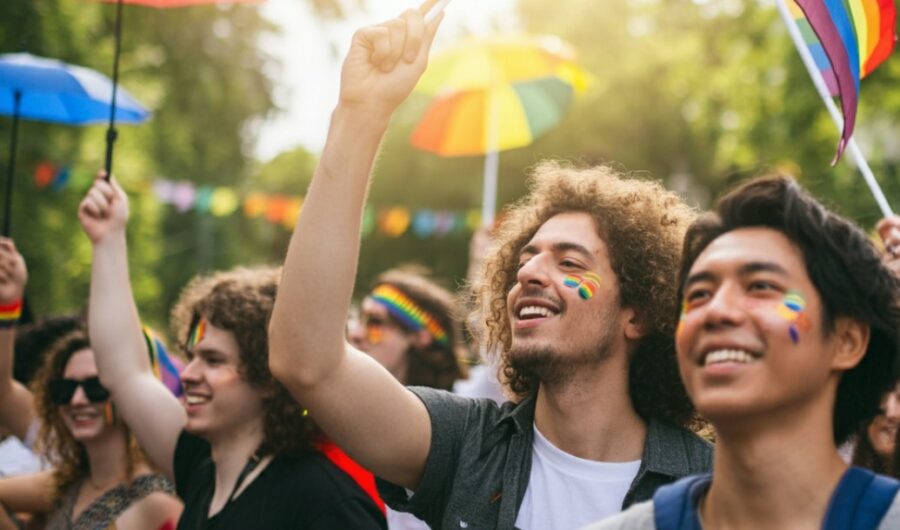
top-left (472, 161), bottom-right (699, 426)
top-left (31, 330), bottom-right (143, 501)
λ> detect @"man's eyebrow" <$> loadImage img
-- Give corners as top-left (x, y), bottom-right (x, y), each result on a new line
top-left (684, 271), bottom-right (717, 289)
top-left (684, 261), bottom-right (790, 288)
top-left (737, 261), bottom-right (790, 277)
top-left (518, 242), bottom-right (594, 259)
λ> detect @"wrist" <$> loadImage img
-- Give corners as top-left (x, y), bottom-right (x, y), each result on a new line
top-left (0, 299), bottom-right (22, 329)
top-left (332, 103), bottom-right (394, 132)
top-left (93, 230), bottom-right (128, 251)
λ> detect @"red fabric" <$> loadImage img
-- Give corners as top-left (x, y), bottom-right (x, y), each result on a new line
top-left (156, 522), bottom-right (176, 530)
top-left (315, 438), bottom-right (386, 513)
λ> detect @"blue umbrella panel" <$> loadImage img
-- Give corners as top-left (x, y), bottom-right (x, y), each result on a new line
top-left (0, 53), bottom-right (150, 235)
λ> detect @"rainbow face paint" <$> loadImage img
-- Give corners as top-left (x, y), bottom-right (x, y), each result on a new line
top-left (188, 318), bottom-right (207, 351)
top-left (563, 272), bottom-right (602, 300)
top-left (774, 291), bottom-right (812, 344)
top-left (675, 300), bottom-right (689, 339)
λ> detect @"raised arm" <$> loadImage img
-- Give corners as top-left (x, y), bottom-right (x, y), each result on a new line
top-left (269, 2), bottom-right (442, 490)
top-left (79, 175), bottom-right (186, 478)
top-left (0, 239), bottom-right (36, 440)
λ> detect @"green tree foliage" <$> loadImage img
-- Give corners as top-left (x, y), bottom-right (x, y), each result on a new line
top-left (3, 0), bottom-right (899, 329)
top-left (1, 0), bottom-right (277, 328)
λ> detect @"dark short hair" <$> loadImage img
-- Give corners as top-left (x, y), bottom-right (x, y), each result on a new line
top-left (677, 175), bottom-right (900, 444)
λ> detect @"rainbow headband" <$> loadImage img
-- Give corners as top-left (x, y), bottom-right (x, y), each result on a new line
top-left (369, 285), bottom-right (449, 346)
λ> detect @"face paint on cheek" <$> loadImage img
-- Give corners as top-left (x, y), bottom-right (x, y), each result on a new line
top-left (563, 272), bottom-right (603, 301)
top-left (774, 291), bottom-right (811, 344)
top-left (675, 300), bottom-right (689, 339)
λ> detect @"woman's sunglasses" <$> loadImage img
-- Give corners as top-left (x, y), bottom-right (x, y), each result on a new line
top-left (48, 377), bottom-right (111, 405)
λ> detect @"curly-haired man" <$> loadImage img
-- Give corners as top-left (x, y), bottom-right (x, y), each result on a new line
top-left (78, 178), bottom-right (386, 529)
top-left (589, 176), bottom-right (900, 529)
top-left (270, 3), bottom-right (712, 529)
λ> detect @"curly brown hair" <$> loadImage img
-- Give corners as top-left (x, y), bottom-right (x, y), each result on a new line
top-left (170, 266), bottom-right (314, 457)
top-left (31, 330), bottom-right (143, 501)
top-left (473, 160), bottom-right (699, 427)
top-left (370, 269), bottom-right (469, 391)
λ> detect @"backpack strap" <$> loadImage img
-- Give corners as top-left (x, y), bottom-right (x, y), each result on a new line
top-left (653, 474), bottom-right (711, 530)
top-left (824, 466), bottom-right (900, 530)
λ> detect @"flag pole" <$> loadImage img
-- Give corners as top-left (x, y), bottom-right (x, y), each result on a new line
top-left (775, 0), bottom-right (893, 217)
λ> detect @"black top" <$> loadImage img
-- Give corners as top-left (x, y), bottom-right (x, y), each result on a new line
top-left (174, 431), bottom-right (386, 530)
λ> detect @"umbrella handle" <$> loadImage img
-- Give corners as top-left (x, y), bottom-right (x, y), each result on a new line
top-left (104, 0), bottom-right (125, 181)
top-left (3, 91), bottom-right (21, 237)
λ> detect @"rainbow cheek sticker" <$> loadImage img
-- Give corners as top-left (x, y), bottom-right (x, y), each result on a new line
top-left (775, 291), bottom-right (812, 344)
top-left (563, 272), bottom-right (603, 300)
top-left (188, 318), bottom-right (207, 350)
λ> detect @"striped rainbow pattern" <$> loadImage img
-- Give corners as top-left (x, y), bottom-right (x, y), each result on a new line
top-left (143, 326), bottom-right (184, 397)
top-left (0, 300), bottom-right (22, 323)
top-left (563, 272), bottom-right (602, 300)
top-left (187, 318), bottom-right (206, 350)
top-left (789, 0), bottom-right (896, 160)
top-left (370, 285), bottom-right (450, 346)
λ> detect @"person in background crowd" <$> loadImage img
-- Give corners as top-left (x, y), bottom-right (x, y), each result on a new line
top-left (0, 239), bottom-right (182, 530)
top-left (79, 174), bottom-right (386, 529)
top-left (348, 268), bottom-right (467, 529)
top-left (853, 385), bottom-right (900, 477)
top-left (268, 4), bottom-right (712, 529)
top-left (589, 176), bottom-right (900, 529)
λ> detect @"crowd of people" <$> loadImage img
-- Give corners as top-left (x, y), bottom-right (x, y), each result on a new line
top-left (0, 2), bottom-right (899, 528)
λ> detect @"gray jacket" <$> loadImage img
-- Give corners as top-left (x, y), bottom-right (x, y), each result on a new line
top-left (377, 387), bottom-right (713, 530)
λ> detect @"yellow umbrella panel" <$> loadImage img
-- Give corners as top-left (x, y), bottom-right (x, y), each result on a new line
top-left (415, 35), bottom-right (583, 93)
top-left (412, 76), bottom-right (576, 157)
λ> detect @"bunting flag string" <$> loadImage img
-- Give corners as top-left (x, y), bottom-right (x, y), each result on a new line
top-left (31, 162), bottom-right (482, 238)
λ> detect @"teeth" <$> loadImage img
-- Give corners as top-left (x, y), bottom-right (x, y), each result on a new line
top-left (704, 349), bottom-right (756, 366)
top-left (185, 395), bottom-right (209, 405)
top-left (72, 413), bottom-right (96, 421)
top-left (518, 306), bottom-right (556, 319)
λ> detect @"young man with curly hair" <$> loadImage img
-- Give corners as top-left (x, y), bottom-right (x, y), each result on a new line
top-left (78, 176), bottom-right (386, 529)
top-left (269, 4), bottom-right (711, 529)
top-left (590, 176), bottom-right (900, 529)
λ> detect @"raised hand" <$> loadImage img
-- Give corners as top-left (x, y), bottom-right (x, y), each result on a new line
top-left (0, 239), bottom-right (26, 304)
top-left (877, 215), bottom-right (900, 277)
top-left (339, 0), bottom-right (443, 118)
top-left (78, 171), bottom-right (129, 245)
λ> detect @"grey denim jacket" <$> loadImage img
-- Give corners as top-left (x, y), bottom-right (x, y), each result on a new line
top-left (377, 387), bottom-right (713, 530)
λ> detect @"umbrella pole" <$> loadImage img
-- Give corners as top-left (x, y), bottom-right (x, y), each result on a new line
top-left (481, 150), bottom-right (499, 227)
top-left (104, 0), bottom-right (125, 180)
top-left (3, 91), bottom-right (21, 237)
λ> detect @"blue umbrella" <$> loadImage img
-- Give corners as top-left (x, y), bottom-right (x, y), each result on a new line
top-left (0, 53), bottom-right (150, 235)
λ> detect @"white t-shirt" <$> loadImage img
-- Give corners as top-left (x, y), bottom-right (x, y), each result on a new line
top-left (386, 507), bottom-right (430, 530)
top-left (514, 426), bottom-right (641, 530)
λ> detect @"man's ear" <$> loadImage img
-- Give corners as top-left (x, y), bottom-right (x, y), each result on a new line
top-left (830, 317), bottom-right (870, 372)
top-left (623, 308), bottom-right (646, 341)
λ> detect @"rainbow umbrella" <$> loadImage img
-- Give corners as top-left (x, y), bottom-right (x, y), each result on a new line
top-left (411, 35), bottom-right (589, 226)
top-left (87, 0), bottom-right (263, 177)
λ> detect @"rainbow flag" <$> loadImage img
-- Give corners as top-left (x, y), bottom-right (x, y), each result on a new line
top-left (788, 0), bottom-right (896, 161)
top-left (143, 326), bottom-right (184, 397)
